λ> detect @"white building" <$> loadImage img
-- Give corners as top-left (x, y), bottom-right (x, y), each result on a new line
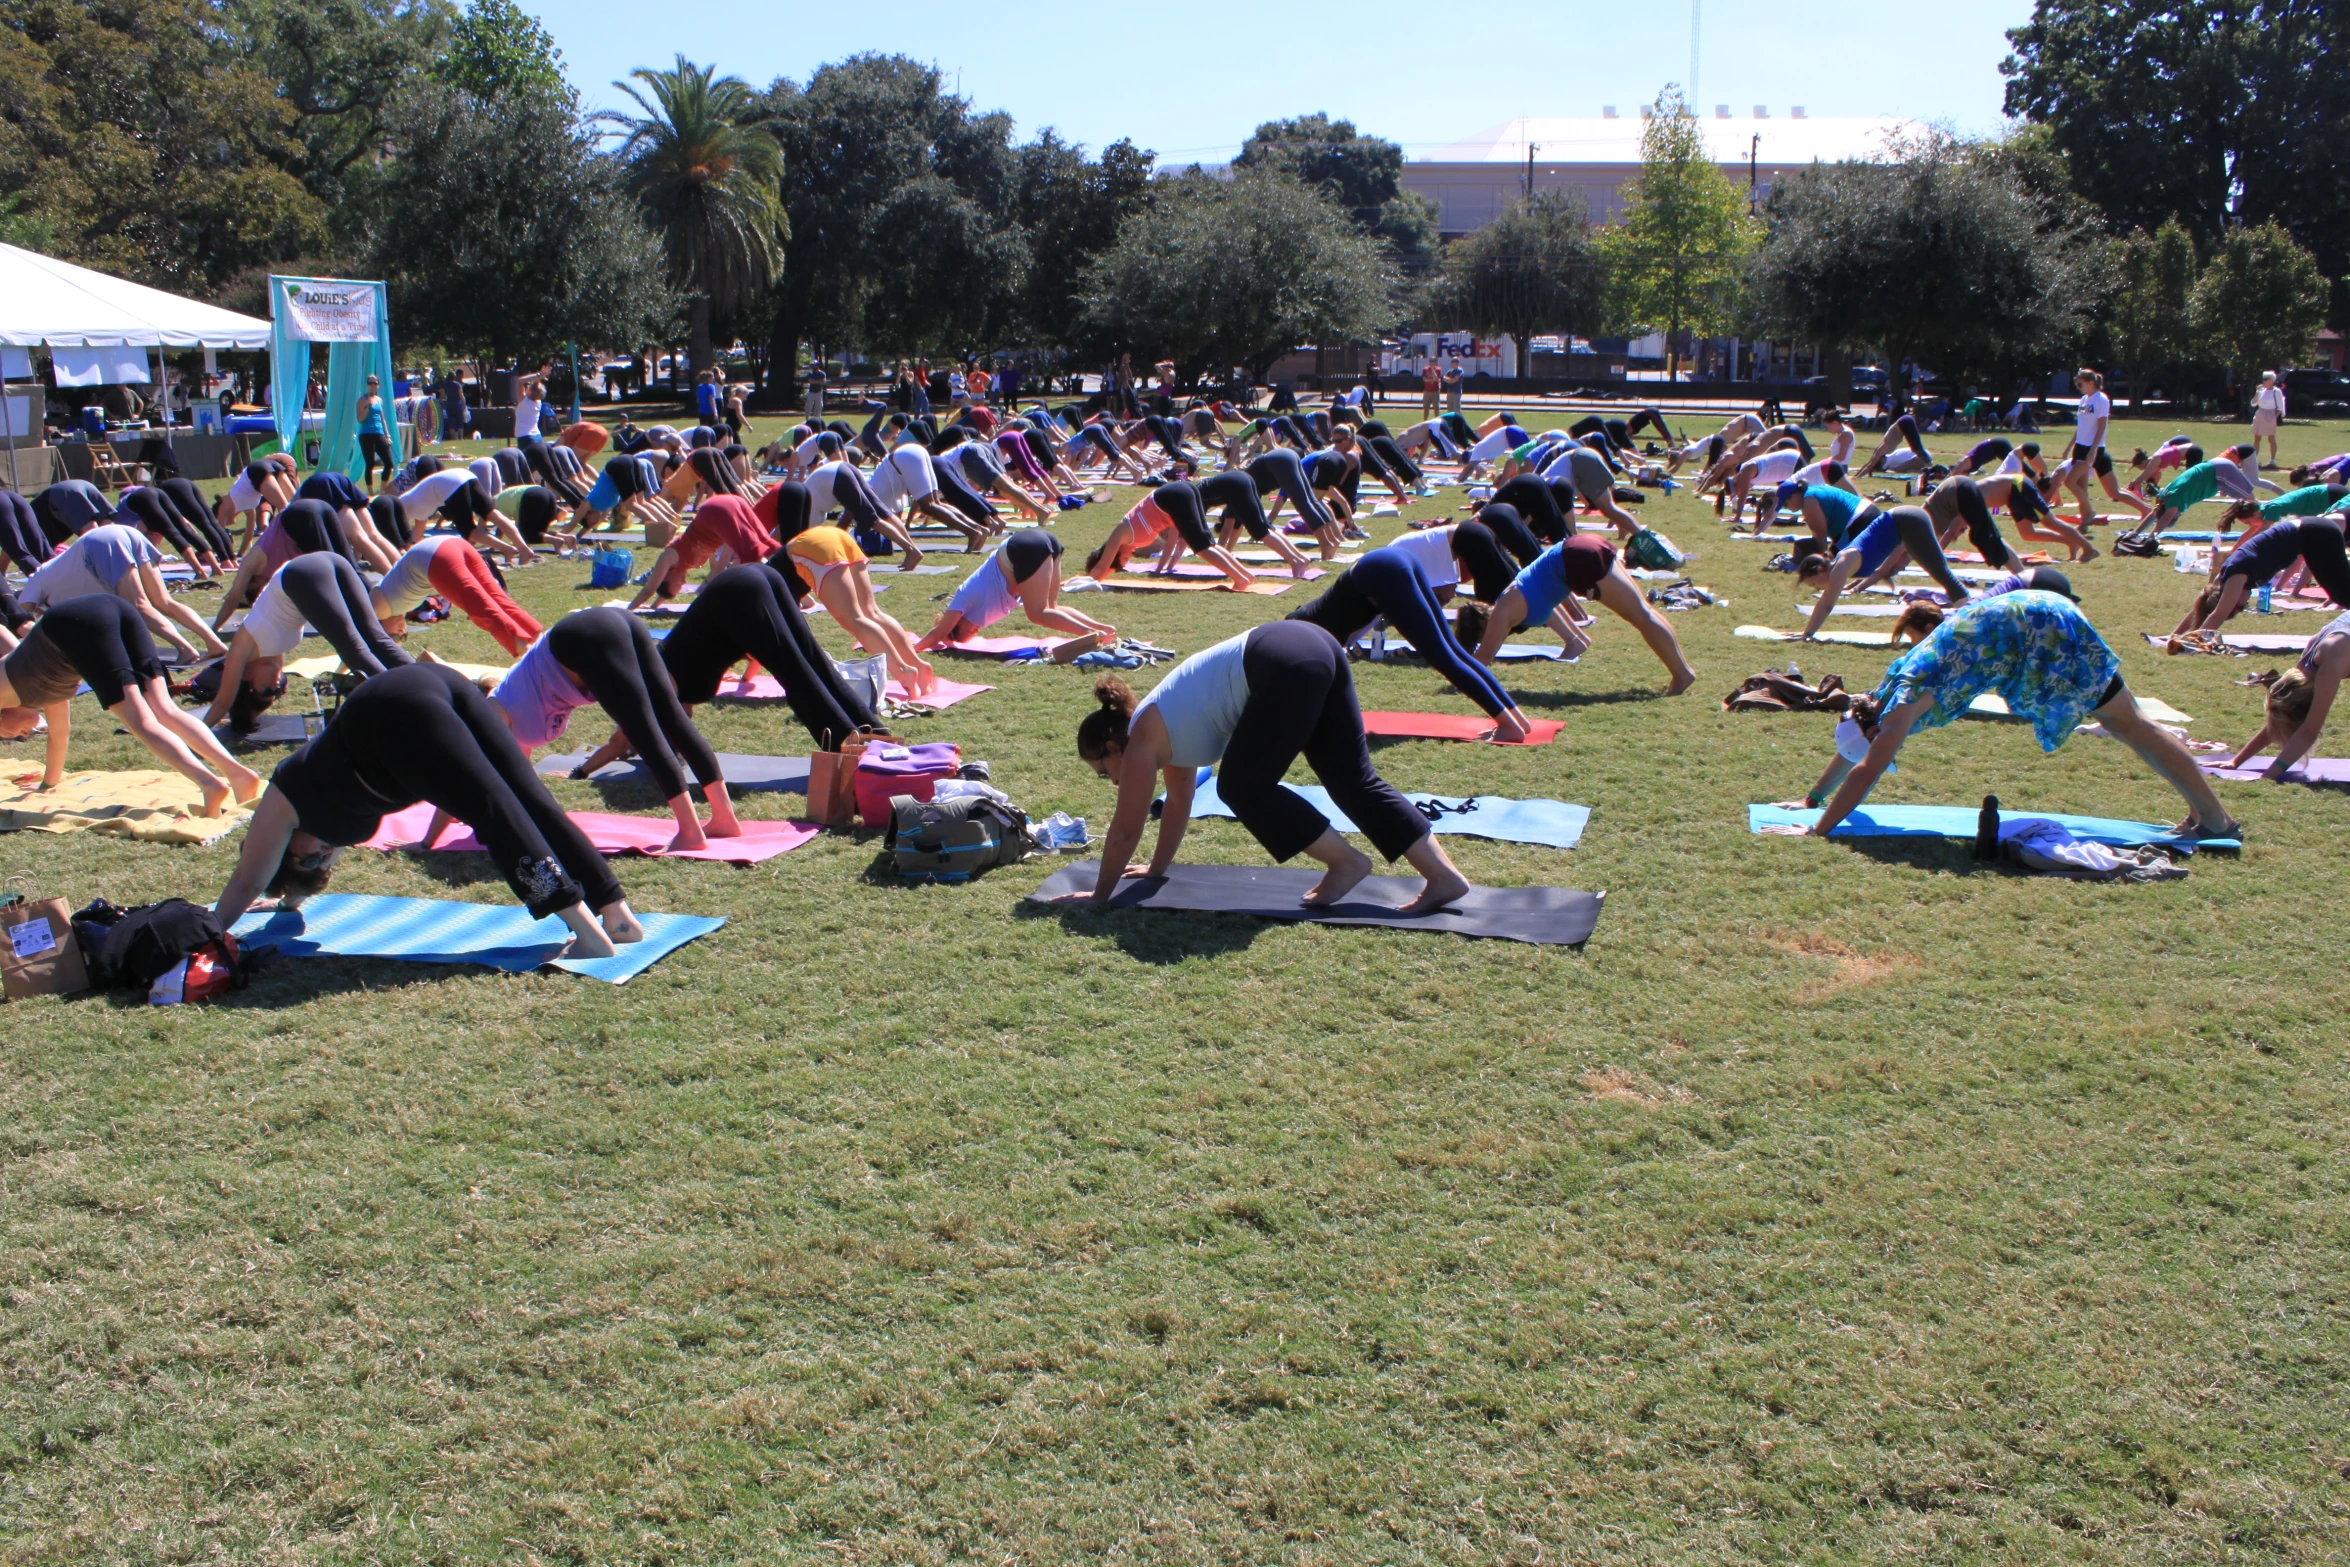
top-left (1401, 109), bottom-right (1919, 236)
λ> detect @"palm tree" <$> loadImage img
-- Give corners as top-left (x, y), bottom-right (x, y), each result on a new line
top-left (607, 56), bottom-right (787, 381)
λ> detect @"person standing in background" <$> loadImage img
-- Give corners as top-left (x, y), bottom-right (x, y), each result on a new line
top-left (1442, 356), bottom-right (1464, 415)
top-left (2253, 370), bottom-right (2287, 471)
top-left (803, 359), bottom-right (827, 420)
top-left (512, 375), bottom-right (544, 444)
top-left (1422, 358), bottom-right (1441, 419)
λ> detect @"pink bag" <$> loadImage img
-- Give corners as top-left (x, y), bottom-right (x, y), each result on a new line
top-left (853, 742), bottom-right (962, 828)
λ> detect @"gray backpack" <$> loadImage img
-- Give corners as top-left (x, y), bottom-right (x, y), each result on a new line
top-left (885, 793), bottom-right (1031, 881)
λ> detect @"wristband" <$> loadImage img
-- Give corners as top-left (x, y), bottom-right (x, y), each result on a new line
top-left (1804, 790), bottom-right (1823, 809)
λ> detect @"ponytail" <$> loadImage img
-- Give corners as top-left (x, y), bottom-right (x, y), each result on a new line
top-left (1076, 676), bottom-right (1136, 760)
top-left (2267, 666), bottom-right (2317, 729)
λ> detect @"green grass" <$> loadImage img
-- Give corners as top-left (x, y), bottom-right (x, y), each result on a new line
top-left (1, 411), bottom-right (2345, 1564)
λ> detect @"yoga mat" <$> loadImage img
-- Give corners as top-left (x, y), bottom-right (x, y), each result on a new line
top-left (2201, 756), bottom-right (2350, 784)
top-left (1747, 803), bottom-right (2235, 851)
top-left (1123, 560), bottom-right (1327, 582)
top-left (1821, 603), bottom-right (1908, 618)
top-left (0, 770), bottom-right (248, 845)
top-left (711, 673), bottom-right (991, 709)
top-left (1028, 861), bottom-right (1604, 947)
top-left (209, 709), bottom-right (318, 748)
top-left (1234, 550), bottom-right (1357, 565)
top-left (1188, 773), bottom-right (1589, 848)
top-left (944, 634), bottom-right (1074, 657)
top-left (1096, 576), bottom-right (1298, 596)
top-left (283, 655), bottom-right (508, 683)
top-left (1737, 624), bottom-right (1894, 647)
top-left (230, 894), bottom-right (722, 984)
top-left (363, 803), bottom-right (817, 863)
top-left (1354, 637), bottom-right (1572, 662)
top-left (1361, 711), bottom-right (1564, 745)
top-left (537, 750), bottom-right (810, 794)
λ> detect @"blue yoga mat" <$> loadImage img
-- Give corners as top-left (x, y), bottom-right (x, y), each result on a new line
top-left (1191, 772), bottom-right (1588, 848)
top-left (230, 893), bottom-right (724, 983)
top-left (1746, 803), bottom-right (2235, 852)
top-left (1353, 637), bottom-right (1571, 663)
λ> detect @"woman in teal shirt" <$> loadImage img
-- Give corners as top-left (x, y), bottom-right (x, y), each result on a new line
top-left (356, 375), bottom-right (393, 490)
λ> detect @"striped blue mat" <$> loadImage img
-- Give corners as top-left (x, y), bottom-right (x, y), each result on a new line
top-left (1187, 772), bottom-right (1588, 848)
top-left (1747, 803), bottom-right (2235, 852)
top-left (231, 894), bottom-right (723, 983)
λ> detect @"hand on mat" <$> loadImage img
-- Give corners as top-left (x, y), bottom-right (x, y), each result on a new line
top-left (1757, 823), bottom-right (1813, 837)
top-left (14, 772), bottom-right (49, 790)
top-left (1768, 799), bottom-right (1814, 811)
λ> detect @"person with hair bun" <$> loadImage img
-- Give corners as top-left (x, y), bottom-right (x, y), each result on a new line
top-left (2222, 609), bottom-right (2350, 780)
top-left (1067, 622), bottom-right (1472, 913)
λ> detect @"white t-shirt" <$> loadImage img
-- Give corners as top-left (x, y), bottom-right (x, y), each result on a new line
top-left (1823, 427), bottom-right (1856, 465)
top-left (1743, 448), bottom-right (1803, 485)
top-left (513, 394), bottom-right (543, 439)
top-left (239, 565), bottom-right (316, 657)
top-left (1386, 525), bottom-right (1459, 590)
top-left (870, 445), bottom-right (939, 510)
top-left (2255, 383), bottom-right (2287, 417)
top-left (2073, 391), bottom-right (2110, 451)
top-left (375, 539), bottom-right (445, 613)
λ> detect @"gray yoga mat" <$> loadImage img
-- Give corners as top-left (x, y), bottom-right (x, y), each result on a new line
top-left (1028, 861), bottom-right (1603, 946)
top-left (538, 750), bottom-right (811, 793)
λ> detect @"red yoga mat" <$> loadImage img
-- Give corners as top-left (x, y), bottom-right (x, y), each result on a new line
top-left (1360, 711), bottom-right (1565, 745)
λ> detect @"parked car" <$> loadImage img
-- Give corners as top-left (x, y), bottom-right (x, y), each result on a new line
top-left (2283, 368), bottom-right (2350, 410)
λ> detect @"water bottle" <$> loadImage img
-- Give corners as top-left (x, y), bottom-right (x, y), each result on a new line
top-left (1975, 794), bottom-right (2002, 861)
top-left (2258, 583), bottom-right (2273, 614)
top-left (1784, 661), bottom-right (1801, 683)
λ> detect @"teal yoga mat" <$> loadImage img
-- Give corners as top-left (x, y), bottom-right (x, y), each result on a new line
top-left (1747, 803), bottom-right (2235, 851)
top-left (230, 893), bottom-right (723, 983)
top-left (1190, 772), bottom-right (1588, 848)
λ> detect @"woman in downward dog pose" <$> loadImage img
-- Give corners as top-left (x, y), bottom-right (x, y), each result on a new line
top-left (1068, 623), bottom-right (1472, 912)
top-left (370, 534), bottom-right (544, 657)
top-left (777, 524), bottom-right (936, 697)
top-left (215, 663), bottom-right (646, 958)
top-left (917, 528), bottom-right (1118, 652)
top-left (0, 594), bottom-right (262, 813)
top-left (202, 553), bottom-right (414, 731)
top-left (627, 494), bottom-right (779, 610)
top-left (1287, 547), bottom-right (1535, 741)
top-left (1084, 479), bottom-right (1261, 590)
top-left (2223, 609), bottom-right (2350, 780)
top-left (2177, 514), bottom-right (2350, 634)
top-left (477, 608), bottom-right (740, 850)
top-left (1770, 592), bottom-right (2240, 841)
top-left (1461, 535), bottom-right (1697, 693)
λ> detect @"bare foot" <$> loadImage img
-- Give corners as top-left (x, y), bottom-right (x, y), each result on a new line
top-left (1491, 711), bottom-right (1532, 743)
top-left (1301, 844), bottom-right (1374, 907)
top-left (565, 927), bottom-right (618, 959)
top-left (2078, 546), bottom-right (2101, 563)
top-left (226, 764), bottom-right (264, 804)
top-left (667, 824), bottom-right (709, 852)
top-left (1666, 671), bottom-right (1698, 696)
top-left (600, 906), bottom-right (647, 944)
top-left (1399, 863), bottom-right (1470, 915)
top-left (902, 544), bottom-right (925, 570)
top-left (199, 779), bottom-right (232, 818)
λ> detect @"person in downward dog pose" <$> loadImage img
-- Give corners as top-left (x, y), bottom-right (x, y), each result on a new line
top-left (1067, 624), bottom-right (1473, 912)
top-left (202, 552), bottom-right (414, 731)
top-left (1286, 548), bottom-right (1535, 741)
top-left (916, 529), bottom-right (1118, 653)
top-left (1083, 479), bottom-right (1261, 591)
top-left (214, 663), bottom-right (647, 958)
top-left (0, 594), bottom-right (262, 813)
top-left (1460, 535), bottom-right (1697, 693)
top-left (2222, 608), bottom-right (2350, 780)
top-left (626, 495), bottom-right (779, 611)
top-left (776, 524), bottom-right (936, 698)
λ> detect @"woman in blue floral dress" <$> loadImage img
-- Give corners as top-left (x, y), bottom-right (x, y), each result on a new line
top-left (1775, 591), bottom-right (2242, 839)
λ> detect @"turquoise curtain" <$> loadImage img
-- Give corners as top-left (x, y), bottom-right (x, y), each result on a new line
top-left (268, 292), bottom-right (308, 455)
top-left (270, 278), bottom-right (402, 476)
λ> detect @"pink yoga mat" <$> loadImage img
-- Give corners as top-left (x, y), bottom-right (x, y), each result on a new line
top-left (1122, 562), bottom-right (1327, 582)
top-left (714, 673), bottom-right (992, 708)
top-left (946, 634), bottom-right (1071, 656)
top-left (1360, 711), bottom-right (1565, 746)
top-left (364, 804), bottom-right (818, 863)
top-left (2200, 757), bottom-right (2350, 783)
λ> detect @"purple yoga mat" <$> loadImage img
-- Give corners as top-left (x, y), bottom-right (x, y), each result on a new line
top-left (2200, 757), bottom-right (2350, 783)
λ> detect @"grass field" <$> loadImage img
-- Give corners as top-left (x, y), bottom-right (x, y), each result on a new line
top-left (2, 409), bottom-right (2345, 1565)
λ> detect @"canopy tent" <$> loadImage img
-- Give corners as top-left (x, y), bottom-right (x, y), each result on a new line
top-left (0, 242), bottom-right (271, 348)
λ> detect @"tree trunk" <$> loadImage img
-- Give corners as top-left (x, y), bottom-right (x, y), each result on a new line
top-left (1822, 345), bottom-right (1852, 411)
top-left (765, 292), bottom-right (802, 405)
top-left (687, 295), bottom-right (715, 386)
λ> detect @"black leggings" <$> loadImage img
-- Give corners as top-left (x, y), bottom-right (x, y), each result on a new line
top-left (26, 593), bottom-right (165, 707)
top-left (1144, 415), bottom-right (1187, 461)
top-left (763, 480), bottom-right (812, 543)
top-left (1450, 518), bottom-right (1522, 602)
top-left (824, 464), bottom-right (888, 533)
top-left (279, 552), bottom-right (412, 678)
top-left (548, 608), bottom-right (720, 801)
top-left (117, 488), bottom-right (206, 561)
top-left (1880, 507), bottom-right (1972, 600)
top-left (1932, 477), bottom-right (2017, 570)
top-left (1472, 503), bottom-right (1544, 568)
top-left (1362, 435), bottom-right (1421, 487)
top-left (665, 563), bottom-right (877, 744)
top-left (1288, 548), bottom-right (1513, 718)
top-left (514, 486), bottom-right (562, 544)
top-left (934, 461), bottom-right (997, 524)
top-left (1249, 451), bottom-right (1333, 531)
top-left (320, 664), bottom-right (622, 918)
top-left (0, 490), bottom-right (44, 574)
top-left (368, 493), bottom-right (410, 549)
top-left (157, 478), bottom-right (236, 558)
top-left (1220, 622), bottom-right (1428, 863)
top-left (1886, 414), bottom-right (1927, 459)
top-left (1490, 476), bottom-right (1571, 543)
top-left (1148, 482), bottom-right (1219, 553)
top-left (2221, 518), bottom-right (2350, 603)
top-left (1199, 471), bottom-right (1271, 539)
top-left (276, 499), bottom-right (360, 567)
top-left (359, 431), bottom-right (394, 485)
top-left (1440, 412), bottom-right (1477, 448)
top-left (1625, 406), bottom-right (1674, 443)
top-left (1002, 527), bottom-right (1062, 583)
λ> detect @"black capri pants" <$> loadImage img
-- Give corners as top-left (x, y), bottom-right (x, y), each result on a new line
top-left (1288, 548), bottom-right (1512, 718)
top-left (115, 487), bottom-right (207, 559)
top-left (1198, 472), bottom-right (1272, 539)
top-left (763, 480), bottom-right (812, 544)
top-left (157, 477), bottom-right (236, 558)
top-left (1471, 503), bottom-right (1545, 568)
top-left (1933, 477), bottom-right (2018, 571)
top-left (24, 593), bottom-right (166, 708)
top-left (514, 486), bottom-right (562, 544)
top-left (1363, 435), bottom-right (1421, 487)
top-left (275, 498), bottom-right (361, 567)
top-left (1219, 621), bottom-right (1429, 864)
top-left (1148, 482), bottom-right (1220, 553)
top-left (548, 608), bottom-right (721, 801)
top-left (1490, 476), bottom-right (1571, 543)
top-left (367, 493), bottom-right (410, 550)
top-left (279, 553), bottom-right (413, 678)
top-left (0, 490), bottom-right (46, 574)
top-left (666, 564), bottom-right (877, 744)
top-left (2220, 518), bottom-right (2350, 603)
top-left (1450, 517), bottom-right (1523, 602)
top-left (1001, 527), bottom-right (1062, 584)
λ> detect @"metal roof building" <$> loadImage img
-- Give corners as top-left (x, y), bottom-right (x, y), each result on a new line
top-left (1401, 109), bottom-right (1920, 235)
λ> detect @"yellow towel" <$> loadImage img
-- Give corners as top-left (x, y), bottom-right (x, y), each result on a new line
top-left (0, 770), bottom-right (250, 845)
top-left (283, 655), bottom-right (509, 683)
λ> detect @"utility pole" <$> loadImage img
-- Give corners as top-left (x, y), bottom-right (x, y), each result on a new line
top-left (1749, 133), bottom-right (1760, 212)
top-left (1524, 140), bottom-right (1537, 203)
top-left (1690, 0), bottom-right (1701, 108)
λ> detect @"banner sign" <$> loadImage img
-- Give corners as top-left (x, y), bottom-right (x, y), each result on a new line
top-left (278, 279), bottom-right (379, 343)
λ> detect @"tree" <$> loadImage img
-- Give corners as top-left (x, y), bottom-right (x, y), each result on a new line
top-left (858, 176), bottom-right (1029, 356)
top-left (1013, 132), bottom-right (1156, 358)
top-left (365, 80), bottom-right (676, 364)
top-left (2107, 220), bottom-right (2200, 409)
top-left (229, 0), bottom-right (454, 198)
top-left (1437, 194), bottom-right (1607, 351)
top-left (1744, 132), bottom-right (2106, 408)
top-left (1236, 113), bottom-right (1440, 267)
top-left (435, 0), bottom-right (565, 101)
top-left (2191, 221), bottom-right (2330, 400)
top-left (2003, 1), bottom-right (2350, 321)
top-left (0, 0), bottom-right (328, 293)
top-left (608, 57), bottom-right (787, 379)
top-left (1078, 166), bottom-right (1399, 380)
top-left (1599, 90), bottom-right (1758, 379)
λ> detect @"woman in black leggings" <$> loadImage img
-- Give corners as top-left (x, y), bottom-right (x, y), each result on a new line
top-left (214, 663), bottom-right (645, 958)
top-left (0, 594), bottom-right (263, 811)
top-left (482, 608), bottom-right (741, 850)
top-left (114, 486), bottom-right (226, 575)
top-left (204, 552), bottom-right (413, 729)
top-left (2184, 516), bottom-right (2350, 633)
top-left (589, 562), bottom-right (877, 751)
top-left (0, 490), bottom-right (45, 575)
top-left (1247, 449), bottom-right (1338, 540)
top-left (1065, 622), bottom-right (1471, 913)
top-left (1287, 549), bottom-right (1533, 739)
top-left (153, 477), bottom-right (238, 560)
top-left (1486, 476), bottom-right (1572, 544)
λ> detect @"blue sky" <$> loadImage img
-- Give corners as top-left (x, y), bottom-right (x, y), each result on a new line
top-left (520, 1), bottom-right (2038, 162)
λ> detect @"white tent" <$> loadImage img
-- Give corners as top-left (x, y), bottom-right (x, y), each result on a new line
top-left (0, 242), bottom-right (270, 348)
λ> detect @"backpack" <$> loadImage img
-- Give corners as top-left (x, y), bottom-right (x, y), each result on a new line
top-left (885, 793), bottom-right (1031, 882)
top-left (71, 897), bottom-right (272, 997)
top-left (1624, 528), bottom-right (1685, 570)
